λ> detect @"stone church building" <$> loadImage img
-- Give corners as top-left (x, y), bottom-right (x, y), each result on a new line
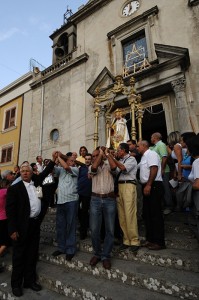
top-left (19, 0), bottom-right (199, 161)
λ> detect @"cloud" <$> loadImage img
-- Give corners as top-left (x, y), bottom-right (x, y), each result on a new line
top-left (0, 27), bottom-right (21, 42)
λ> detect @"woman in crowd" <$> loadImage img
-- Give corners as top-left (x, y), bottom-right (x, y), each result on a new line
top-left (30, 163), bottom-right (39, 175)
top-left (180, 132), bottom-right (196, 180)
top-left (167, 131), bottom-right (186, 181)
top-left (187, 135), bottom-right (199, 239)
top-left (0, 179), bottom-right (11, 257)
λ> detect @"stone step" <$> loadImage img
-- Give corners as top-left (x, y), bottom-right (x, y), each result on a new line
top-left (41, 218), bottom-right (195, 237)
top-left (40, 225), bottom-right (199, 251)
top-left (0, 270), bottom-right (69, 300)
top-left (41, 210), bottom-right (197, 237)
top-left (0, 254), bottom-right (188, 300)
top-left (79, 238), bottom-right (199, 273)
top-left (38, 244), bottom-right (199, 299)
top-left (39, 232), bottom-right (199, 273)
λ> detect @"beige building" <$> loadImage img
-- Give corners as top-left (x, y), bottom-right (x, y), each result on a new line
top-left (1, 0), bottom-right (199, 163)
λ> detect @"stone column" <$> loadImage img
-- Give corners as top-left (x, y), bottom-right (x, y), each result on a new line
top-left (98, 106), bottom-right (106, 146)
top-left (128, 95), bottom-right (137, 140)
top-left (171, 78), bottom-right (192, 133)
top-left (93, 105), bottom-right (100, 149)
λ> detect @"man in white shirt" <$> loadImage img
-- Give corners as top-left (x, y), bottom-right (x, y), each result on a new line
top-left (36, 155), bottom-right (44, 173)
top-left (137, 140), bottom-right (165, 250)
top-left (6, 152), bottom-right (57, 297)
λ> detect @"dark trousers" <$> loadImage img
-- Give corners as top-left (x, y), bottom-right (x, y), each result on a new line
top-left (78, 195), bottom-right (91, 236)
top-left (11, 218), bottom-right (40, 288)
top-left (39, 184), bottom-right (57, 223)
top-left (143, 181), bottom-right (165, 246)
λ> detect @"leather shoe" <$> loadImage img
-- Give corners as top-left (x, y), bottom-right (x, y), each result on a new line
top-left (129, 245), bottom-right (140, 253)
top-left (65, 254), bottom-right (74, 261)
top-left (24, 282), bottom-right (42, 291)
top-left (140, 240), bottom-right (153, 247)
top-left (52, 250), bottom-right (64, 257)
top-left (147, 243), bottom-right (166, 250)
top-left (80, 234), bottom-right (87, 240)
top-left (89, 256), bottom-right (101, 266)
top-left (118, 244), bottom-right (129, 251)
top-left (102, 259), bottom-right (111, 270)
top-left (0, 265), bottom-right (4, 273)
top-left (12, 287), bottom-right (23, 297)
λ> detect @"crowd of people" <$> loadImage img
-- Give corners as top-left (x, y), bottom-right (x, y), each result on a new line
top-left (0, 132), bottom-right (199, 297)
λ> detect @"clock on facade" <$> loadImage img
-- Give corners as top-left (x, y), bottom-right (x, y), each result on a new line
top-left (122, 1), bottom-right (140, 16)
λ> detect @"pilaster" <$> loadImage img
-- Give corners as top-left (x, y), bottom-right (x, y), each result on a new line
top-left (171, 78), bottom-right (192, 133)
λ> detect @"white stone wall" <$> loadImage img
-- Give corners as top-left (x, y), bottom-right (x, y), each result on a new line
top-left (28, 0), bottom-right (199, 160)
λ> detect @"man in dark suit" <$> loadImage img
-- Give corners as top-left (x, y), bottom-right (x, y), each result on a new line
top-left (6, 152), bottom-right (57, 297)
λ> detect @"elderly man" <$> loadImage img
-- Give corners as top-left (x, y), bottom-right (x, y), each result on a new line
top-left (1, 170), bottom-right (15, 184)
top-left (106, 143), bottom-right (140, 252)
top-left (36, 155), bottom-right (44, 173)
top-left (6, 152), bottom-right (57, 297)
top-left (89, 147), bottom-right (116, 270)
top-left (137, 140), bottom-right (165, 250)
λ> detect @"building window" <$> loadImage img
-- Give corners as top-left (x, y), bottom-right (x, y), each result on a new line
top-left (50, 129), bottom-right (59, 142)
top-left (122, 31), bottom-right (148, 74)
top-left (4, 107), bottom-right (16, 130)
top-left (1, 146), bottom-right (13, 163)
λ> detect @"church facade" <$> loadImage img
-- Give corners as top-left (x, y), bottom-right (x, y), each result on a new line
top-left (1, 0), bottom-right (199, 165)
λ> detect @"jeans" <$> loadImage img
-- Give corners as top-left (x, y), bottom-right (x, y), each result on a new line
top-left (56, 201), bottom-right (78, 255)
top-left (89, 196), bottom-right (116, 260)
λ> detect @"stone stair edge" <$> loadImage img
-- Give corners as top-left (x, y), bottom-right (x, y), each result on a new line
top-left (40, 227), bottom-right (199, 251)
top-left (38, 245), bottom-right (199, 300)
top-left (2, 246), bottom-right (199, 300)
top-left (0, 270), bottom-right (69, 300)
top-left (37, 259), bottom-right (183, 300)
top-left (0, 260), bottom-right (178, 300)
top-left (39, 233), bottom-right (199, 273)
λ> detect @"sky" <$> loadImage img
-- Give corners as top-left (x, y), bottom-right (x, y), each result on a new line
top-left (0, 0), bottom-right (88, 89)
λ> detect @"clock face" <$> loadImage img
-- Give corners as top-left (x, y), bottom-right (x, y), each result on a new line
top-left (122, 1), bottom-right (140, 17)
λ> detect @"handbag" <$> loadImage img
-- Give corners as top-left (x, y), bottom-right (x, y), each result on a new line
top-left (42, 174), bottom-right (55, 185)
top-left (36, 186), bottom-right (43, 198)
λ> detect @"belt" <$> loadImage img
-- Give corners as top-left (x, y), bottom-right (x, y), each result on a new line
top-left (118, 180), bottom-right (137, 185)
top-left (92, 192), bottom-right (116, 198)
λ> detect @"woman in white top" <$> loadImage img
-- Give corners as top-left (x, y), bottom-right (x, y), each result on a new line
top-left (187, 135), bottom-right (199, 239)
top-left (187, 135), bottom-right (199, 189)
top-left (167, 131), bottom-right (185, 181)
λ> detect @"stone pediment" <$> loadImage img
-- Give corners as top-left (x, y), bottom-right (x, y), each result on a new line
top-left (87, 67), bottom-right (115, 97)
top-left (154, 44), bottom-right (190, 69)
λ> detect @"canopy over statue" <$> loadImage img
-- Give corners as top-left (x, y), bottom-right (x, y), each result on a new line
top-left (106, 108), bottom-right (130, 150)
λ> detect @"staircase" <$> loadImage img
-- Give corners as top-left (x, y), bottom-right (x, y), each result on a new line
top-left (1, 208), bottom-right (199, 299)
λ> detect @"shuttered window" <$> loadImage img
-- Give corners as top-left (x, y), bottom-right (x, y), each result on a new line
top-left (4, 107), bottom-right (16, 129)
top-left (1, 146), bottom-right (13, 163)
